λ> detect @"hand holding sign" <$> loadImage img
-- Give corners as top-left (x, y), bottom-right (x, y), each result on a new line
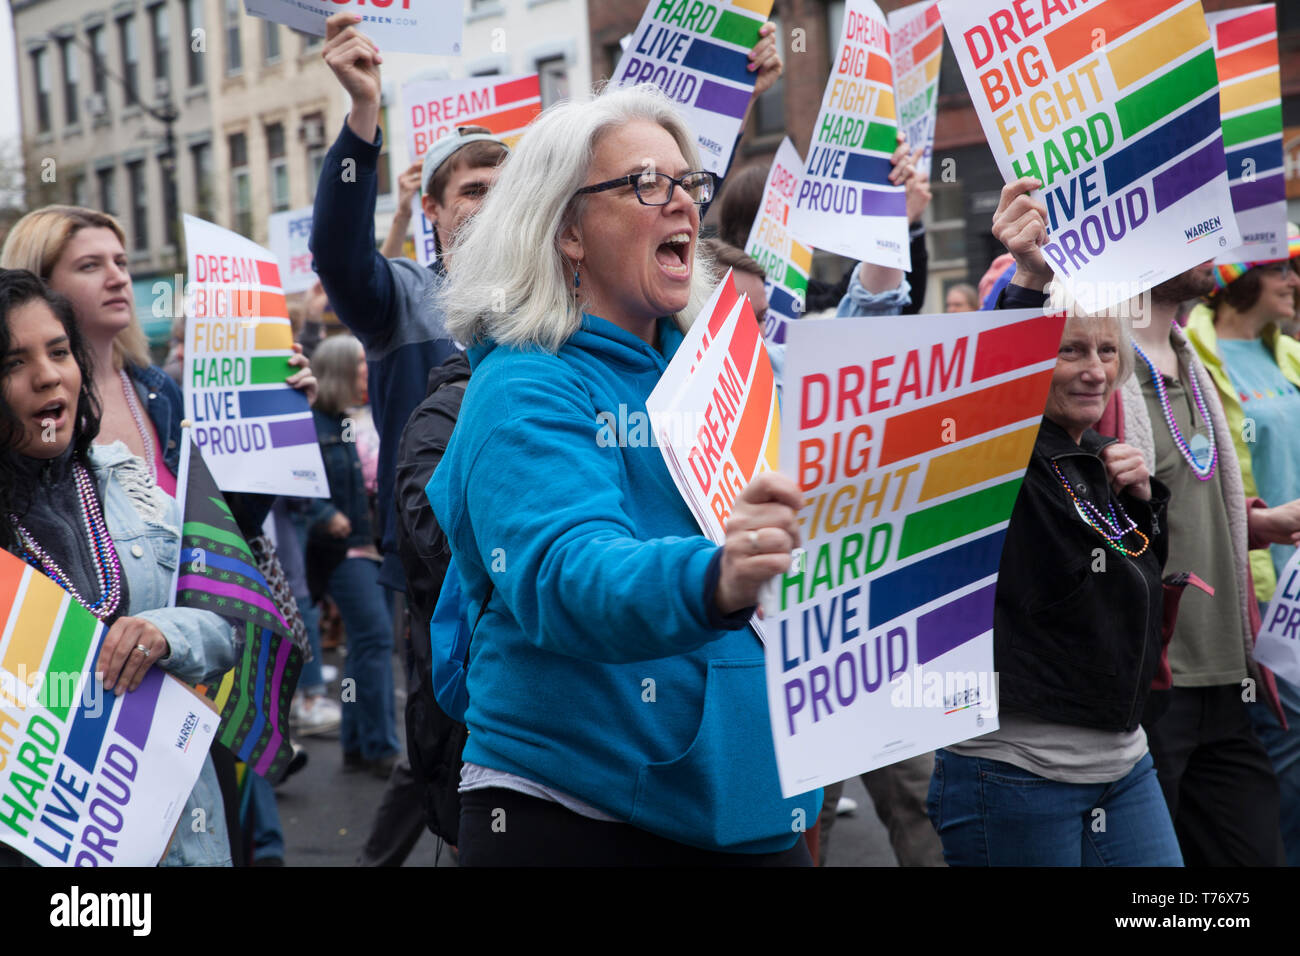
top-left (1255, 499), bottom-right (1300, 547)
top-left (716, 472), bottom-right (804, 617)
top-left (286, 344), bottom-right (317, 407)
top-left (992, 177), bottom-right (1053, 293)
top-left (97, 618), bottom-right (170, 695)
top-left (324, 13), bottom-right (383, 141)
top-left (749, 22), bottom-right (782, 97)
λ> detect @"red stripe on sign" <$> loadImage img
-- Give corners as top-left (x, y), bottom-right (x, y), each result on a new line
top-left (470, 103), bottom-right (543, 136)
top-left (913, 25), bottom-right (943, 62)
top-left (256, 260), bottom-right (281, 287)
top-left (727, 295), bottom-right (760, 376)
top-left (972, 313), bottom-right (1067, 381)
top-left (878, 369), bottom-right (1054, 467)
top-left (493, 75), bottom-right (540, 106)
top-left (1044, 0), bottom-right (1183, 72)
top-left (924, 3), bottom-right (939, 28)
top-left (1216, 6), bottom-right (1275, 50)
top-left (731, 346), bottom-right (774, 478)
top-left (709, 273), bottom-right (742, 337)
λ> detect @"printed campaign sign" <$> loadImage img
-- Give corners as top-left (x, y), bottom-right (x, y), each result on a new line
top-left (787, 0), bottom-right (910, 272)
top-left (241, 0), bottom-right (462, 57)
top-left (1207, 4), bottom-right (1288, 264)
top-left (745, 138), bottom-right (813, 346)
top-left (610, 0), bottom-right (774, 175)
top-left (182, 215), bottom-right (329, 498)
top-left (0, 550), bottom-right (218, 866)
top-left (888, 1), bottom-right (943, 178)
top-left (938, 0), bottom-right (1241, 313)
top-left (401, 74), bottom-right (541, 267)
top-left (267, 207), bottom-right (315, 295)
top-left (1252, 549), bottom-right (1300, 687)
top-left (768, 309), bottom-right (1065, 796)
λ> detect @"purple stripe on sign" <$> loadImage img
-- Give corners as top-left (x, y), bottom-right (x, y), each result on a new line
top-left (253, 637), bottom-right (293, 777)
top-left (695, 79), bottom-right (750, 119)
top-left (915, 583), bottom-right (997, 666)
top-left (268, 416), bottom-right (319, 448)
top-left (1230, 173), bottom-right (1286, 212)
top-left (859, 186), bottom-right (908, 217)
top-left (176, 574), bottom-right (289, 627)
top-left (1153, 139), bottom-right (1227, 213)
top-left (113, 666), bottom-right (165, 749)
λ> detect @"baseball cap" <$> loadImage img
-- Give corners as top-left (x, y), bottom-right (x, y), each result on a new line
top-left (1212, 222), bottom-right (1300, 290)
top-left (420, 125), bottom-right (508, 199)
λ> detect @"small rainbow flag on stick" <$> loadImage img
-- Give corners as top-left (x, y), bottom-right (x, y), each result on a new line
top-left (177, 439), bottom-right (301, 782)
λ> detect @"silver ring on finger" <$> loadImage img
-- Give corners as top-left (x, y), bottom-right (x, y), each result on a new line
top-left (135, 644), bottom-right (150, 657)
top-left (748, 529), bottom-right (759, 552)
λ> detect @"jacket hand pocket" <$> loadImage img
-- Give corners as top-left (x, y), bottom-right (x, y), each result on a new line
top-left (1013, 568), bottom-right (1119, 676)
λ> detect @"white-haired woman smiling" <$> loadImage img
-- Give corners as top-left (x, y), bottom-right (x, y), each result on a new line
top-left (427, 85), bottom-right (821, 866)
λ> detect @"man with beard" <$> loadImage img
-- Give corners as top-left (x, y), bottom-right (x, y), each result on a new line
top-left (997, 181), bottom-right (1300, 864)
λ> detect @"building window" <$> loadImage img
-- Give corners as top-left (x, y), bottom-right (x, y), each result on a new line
top-left (536, 55), bottom-right (569, 108)
top-left (70, 172), bottom-right (88, 206)
top-left (118, 15), bottom-right (139, 105)
top-left (183, 0), bottom-right (204, 86)
top-left (301, 111), bottom-right (327, 193)
top-left (159, 154), bottom-right (178, 246)
top-left (31, 49), bottom-right (51, 133)
top-left (302, 31), bottom-right (322, 53)
top-left (58, 39), bottom-right (79, 126)
top-left (267, 122), bottom-right (289, 211)
top-left (126, 160), bottom-right (148, 250)
top-left (88, 26), bottom-right (107, 95)
top-left (150, 3), bottom-right (170, 97)
top-left (97, 165), bottom-right (116, 216)
top-left (225, 0), bottom-right (242, 75)
top-left (191, 141), bottom-right (213, 220)
top-left (264, 21), bottom-right (280, 63)
top-left (229, 132), bottom-right (251, 236)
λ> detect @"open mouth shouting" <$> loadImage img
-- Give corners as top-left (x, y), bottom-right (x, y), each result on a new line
top-left (656, 231), bottom-right (693, 279)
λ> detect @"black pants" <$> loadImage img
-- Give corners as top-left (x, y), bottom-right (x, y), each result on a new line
top-left (459, 788), bottom-right (812, 867)
top-left (1144, 684), bottom-right (1285, 866)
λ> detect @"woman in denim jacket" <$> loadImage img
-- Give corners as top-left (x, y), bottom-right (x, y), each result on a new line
top-left (0, 270), bottom-right (235, 866)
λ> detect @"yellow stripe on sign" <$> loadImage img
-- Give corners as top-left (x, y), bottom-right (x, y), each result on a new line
top-left (919, 424), bottom-right (1040, 502)
top-left (1220, 72), bottom-right (1281, 114)
top-left (924, 51), bottom-right (942, 83)
top-left (254, 321), bottom-right (293, 351)
top-left (763, 396), bottom-right (780, 472)
top-left (731, 0), bottom-right (774, 15)
top-left (1106, 4), bottom-right (1206, 91)
top-left (1, 572), bottom-right (63, 688)
top-left (790, 242), bottom-right (813, 273)
top-left (876, 89), bottom-right (896, 121)
top-left (503, 133), bottom-right (524, 148)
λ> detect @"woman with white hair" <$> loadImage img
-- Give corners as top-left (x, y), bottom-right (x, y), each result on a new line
top-left (427, 86), bottom-right (821, 865)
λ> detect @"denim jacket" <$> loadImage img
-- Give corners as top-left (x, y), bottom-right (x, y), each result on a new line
top-left (91, 441), bottom-right (237, 866)
top-left (126, 363), bottom-right (183, 477)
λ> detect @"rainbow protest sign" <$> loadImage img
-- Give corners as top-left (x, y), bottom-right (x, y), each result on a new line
top-left (401, 74), bottom-right (542, 267)
top-left (767, 309), bottom-right (1064, 795)
top-left (267, 206), bottom-right (315, 295)
top-left (744, 138), bottom-right (813, 345)
top-left (1207, 4), bottom-right (1288, 264)
top-left (888, 1), bottom-right (943, 178)
top-left (242, 0), bottom-right (462, 56)
top-left (939, 0), bottom-right (1241, 313)
top-left (1253, 549), bottom-right (1300, 687)
top-left (611, 0), bottom-right (774, 175)
top-left (0, 550), bottom-right (217, 866)
top-left (787, 0), bottom-right (910, 272)
top-left (183, 215), bottom-right (328, 498)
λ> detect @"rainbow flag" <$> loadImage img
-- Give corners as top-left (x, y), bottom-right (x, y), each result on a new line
top-left (178, 442), bottom-right (301, 781)
top-left (745, 138), bottom-right (813, 345)
top-left (1207, 4), bottom-right (1288, 263)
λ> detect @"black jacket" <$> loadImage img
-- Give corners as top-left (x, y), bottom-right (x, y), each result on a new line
top-left (995, 417), bottom-right (1170, 732)
top-left (394, 351), bottom-right (471, 677)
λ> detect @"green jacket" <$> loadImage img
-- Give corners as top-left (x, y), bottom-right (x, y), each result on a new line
top-left (1186, 305), bottom-right (1300, 602)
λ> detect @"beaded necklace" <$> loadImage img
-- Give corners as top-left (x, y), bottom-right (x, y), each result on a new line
top-left (11, 462), bottom-right (124, 619)
top-left (119, 369), bottom-right (156, 468)
top-left (1050, 460), bottom-right (1150, 557)
top-left (1133, 337), bottom-right (1217, 481)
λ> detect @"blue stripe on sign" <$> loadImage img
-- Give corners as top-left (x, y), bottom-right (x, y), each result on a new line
top-left (1102, 95), bottom-right (1220, 196)
top-left (866, 528), bottom-right (1006, 629)
top-left (63, 633), bottom-right (113, 772)
top-left (237, 387), bottom-right (308, 419)
top-left (236, 633), bottom-right (272, 763)
top-left (768, 285), bottom-right (800, 319)
top-left (1225, 140), bottom-right (1284, 182)
top-left (842, 152), bottom-right (894, 186)
top-left (682, 37), bottom-right (754, 85)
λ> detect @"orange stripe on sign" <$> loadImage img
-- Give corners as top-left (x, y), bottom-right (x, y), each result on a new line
top-left (471, 103), bottom-right (542, 136)
top-left (493, 75), bottom-right (540, 106)
top-left (254, 322), bottom-right (293, 351)
top-left (1217, 40), bottom-right (1277, 82)
top-left (865, 52), bottom-right (892, 85)
top-left (190, 289), bottom-right (288, 320)
top-left (731, 349), bottom-right (775, 478)
top-left (912, 25), bottom-right (943, 62)
top-left (1044, 0), bottom-right (1183, 72)
top-left (256, 260), bottom-right (281, 288)
top-left (972, 313), bottom-right (1066, 381)
top-left (919, 424), bottom-right (1041, 502)
top-left (878, 369), bottom-right (1053, 467)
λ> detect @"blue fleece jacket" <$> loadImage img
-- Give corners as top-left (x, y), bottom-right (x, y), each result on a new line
top-left (309, 121), bottom-right (457, 592)
top-left (428, 313), bottom-right (822, 853)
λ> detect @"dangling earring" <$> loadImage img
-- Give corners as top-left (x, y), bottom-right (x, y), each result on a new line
top-left (573, 264), bottom-right (581, 290)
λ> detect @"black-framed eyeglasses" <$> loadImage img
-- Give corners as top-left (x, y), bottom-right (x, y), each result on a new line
top-left (574, 170), bottom-right (715, 206)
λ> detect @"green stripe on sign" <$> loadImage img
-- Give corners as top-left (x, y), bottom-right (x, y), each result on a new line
top-left (863, 122), bottom-right (898, 155)
top-left (250, 355), bottom-right (292, 385)
top-left (1116, 49), bottom-right (1217, 140)
top-left (784, 262), bottom-right (808, 290)
top-left (40, 599), bottom-right (97, 721)
top-left (896, 478), bottom-right (1022, 560)
top-left (711, 10), bottom-right (761, 48)
top-left (1222, 103), bottom-right (1282, 147)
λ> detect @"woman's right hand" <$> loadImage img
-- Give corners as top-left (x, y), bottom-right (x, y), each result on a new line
top-left (715, 473), bottom-right (804, 617)
top-left (327, 511), bottom-right (352, 538)
top-left (992, 177), bottom-right (1054, 292)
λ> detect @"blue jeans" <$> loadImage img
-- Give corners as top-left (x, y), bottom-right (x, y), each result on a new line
top-left (330, 557), bottom-right (400, 760)
top-left (242, 772), bottom-right (285, 862)
top-left (927, 749), bottom-right (1183, 866)
top-left (1247, 668), bottom-right (1300, 866)
top-left (296, 594), bottom-right (326, 697)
